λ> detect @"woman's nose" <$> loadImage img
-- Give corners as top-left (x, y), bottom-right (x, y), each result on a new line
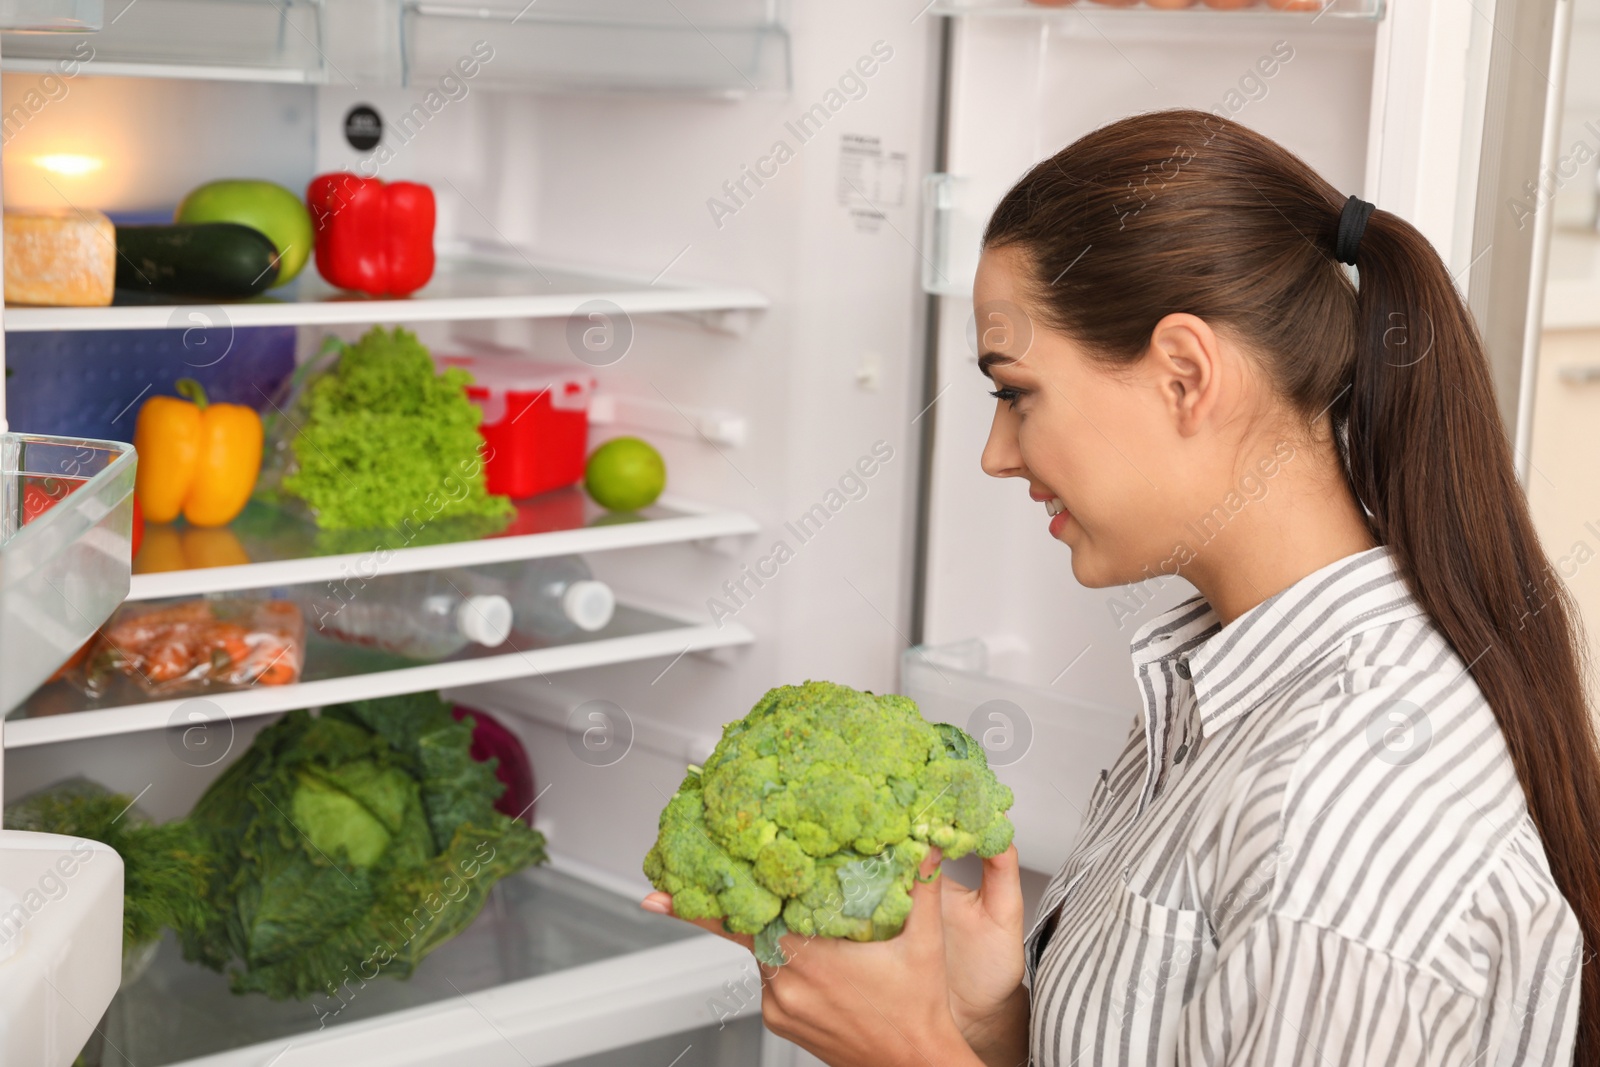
top-left (981, 408), bottom-right (1023, 479)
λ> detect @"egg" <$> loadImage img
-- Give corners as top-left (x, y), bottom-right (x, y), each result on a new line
top-left (1200, 0), bottom-right (1256, 8)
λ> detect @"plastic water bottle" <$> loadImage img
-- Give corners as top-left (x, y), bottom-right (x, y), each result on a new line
top-left (296, 571), bottom-right (512, 660)
top-left (467, 556), bottom-right (616, 639)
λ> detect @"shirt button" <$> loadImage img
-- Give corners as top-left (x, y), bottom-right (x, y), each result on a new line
top-left (1175, 658), bottom-right (1191, 680)
top-left (1122, 866), bottom-right (1132, 883)
top-left (1173, 742), bottom-right (1189, 764)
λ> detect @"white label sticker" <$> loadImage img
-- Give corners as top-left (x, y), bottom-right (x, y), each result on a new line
top-left (837, 133), bottom-right (906, 233)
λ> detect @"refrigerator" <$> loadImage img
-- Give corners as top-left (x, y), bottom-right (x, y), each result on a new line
top-left (0, 0), bottom-right (1569, 1063)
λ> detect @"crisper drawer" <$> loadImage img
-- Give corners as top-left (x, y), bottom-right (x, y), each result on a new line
top-left (82, 862), bottom-right (757, 1067)
top-left (902, 641), bottom-right (1137, 877)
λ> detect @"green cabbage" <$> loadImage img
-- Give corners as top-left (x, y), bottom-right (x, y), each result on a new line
top-left (179, 692), bottom-right (547, 999)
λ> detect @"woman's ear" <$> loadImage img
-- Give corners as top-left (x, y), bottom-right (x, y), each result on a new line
top-left (1148, 313), bottom-right (1222, 437)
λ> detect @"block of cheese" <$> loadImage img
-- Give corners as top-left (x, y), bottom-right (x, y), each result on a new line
top-left (4, 207), bottom-right (116, 307)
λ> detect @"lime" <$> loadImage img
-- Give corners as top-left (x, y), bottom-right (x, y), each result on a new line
top-left (585, 436), bottom-right (666, 512)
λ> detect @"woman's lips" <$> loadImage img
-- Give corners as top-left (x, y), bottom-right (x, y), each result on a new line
top-left (1049, 508), bottom-right (1071, 538)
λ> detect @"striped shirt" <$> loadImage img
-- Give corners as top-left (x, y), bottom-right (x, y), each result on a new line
top-left (1022, 546), bottom-right (1582, 1066)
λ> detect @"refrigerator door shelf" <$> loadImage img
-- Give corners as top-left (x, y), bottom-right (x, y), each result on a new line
top-left (0, 830), bottom-right (124, 1067)
top-left (934, 0), bottom-right (1383, 19)
top-left (7, 600), bottom-right (754, 748)
top-left (125, 492), bottom-right (759, 602)
top-left (2, 253), bottom-right (771, 334)
top-left (901, 641), bottom-right (1136, 877)
top-left (1, 0), bottom-right (324, 83)
top-left (401, 0), bottom-right (791, 98)
top-left (0, 0), bottom-right (99, 32)
top-left (0, 433), bottom-right (134, 716)
top-left (92, 861), bottom-right (756, 1067)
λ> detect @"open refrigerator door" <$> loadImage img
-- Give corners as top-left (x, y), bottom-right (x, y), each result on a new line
top-left (906, 0), bottom-right (1567, 885)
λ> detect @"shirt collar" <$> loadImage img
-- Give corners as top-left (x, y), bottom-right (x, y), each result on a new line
top-left (1130, 545), bottom-right (1426, 737)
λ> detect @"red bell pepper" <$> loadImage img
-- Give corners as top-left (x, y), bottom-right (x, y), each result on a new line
top-left (306, 173), bottom-right (436, 296)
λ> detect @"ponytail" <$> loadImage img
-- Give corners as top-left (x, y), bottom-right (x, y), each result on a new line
top-left (983, 107), bottom-right (1600, 1057)
top-left (1344, 208), bottom-right (1600, 1058)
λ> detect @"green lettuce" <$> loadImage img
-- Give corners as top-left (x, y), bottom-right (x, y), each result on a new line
top-left (278, 326), bottom-right (514, 531)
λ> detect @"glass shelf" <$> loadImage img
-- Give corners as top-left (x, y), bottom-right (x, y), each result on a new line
top-left (125, 489), bottom-right (758, 601)
top-left (87, 864), bottom-right (729, 1067)
top-left (8, 600), bottom-right (753, 747)
top-left (933, 0), bottom-right (1382, 18)
top-left (1, 0), bottom-right (325, 83)
top-left (401, 0), bottom-right (790, 97)
top-left (4, 254), bottom-right (770, 333)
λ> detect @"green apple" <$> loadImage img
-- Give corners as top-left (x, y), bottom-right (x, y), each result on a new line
top-left (176, 179), bottom-right (314, 286)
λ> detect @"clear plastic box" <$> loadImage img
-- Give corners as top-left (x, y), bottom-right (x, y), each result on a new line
top-left (1, 432), bottom-right (135, 715)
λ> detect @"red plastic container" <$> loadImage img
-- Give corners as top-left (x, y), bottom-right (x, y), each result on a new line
top-left (435, 352), bottom-right (596, 499)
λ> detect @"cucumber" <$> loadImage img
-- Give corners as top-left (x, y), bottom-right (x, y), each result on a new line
top-left (115, 222), bottom-right (280, 298)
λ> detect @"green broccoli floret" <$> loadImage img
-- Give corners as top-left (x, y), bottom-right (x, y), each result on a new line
top-left (642, 681), bottom-right (1015, 961)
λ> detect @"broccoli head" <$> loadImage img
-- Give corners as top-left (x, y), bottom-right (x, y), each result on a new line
top-left (642, 681), bottom-right (1015, 961)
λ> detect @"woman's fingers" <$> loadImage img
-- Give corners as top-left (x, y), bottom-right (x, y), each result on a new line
top-left (901, 846), bottom-right (947, 945)
top-left (979, 844), bottom-right (1025, 926)
top-left (639, 891), bottom-right (757, 951)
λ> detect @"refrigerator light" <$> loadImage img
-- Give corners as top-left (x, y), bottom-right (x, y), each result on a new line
top-left (33, 153), bottom-right (102, 177)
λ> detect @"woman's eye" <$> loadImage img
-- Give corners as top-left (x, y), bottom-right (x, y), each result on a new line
top-left (989, 386), bottom-right (1023, 409)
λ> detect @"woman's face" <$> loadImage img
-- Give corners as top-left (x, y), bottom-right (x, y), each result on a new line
top-left (974, 245), bottom-right (1226, 589)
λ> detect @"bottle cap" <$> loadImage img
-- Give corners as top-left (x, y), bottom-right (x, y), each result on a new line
top-left (562, 580), bottom-right (615, 632)
top-left (458, 595), bottom-right (512, 647)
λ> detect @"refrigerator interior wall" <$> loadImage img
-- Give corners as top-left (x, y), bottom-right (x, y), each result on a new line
top-left (0, 73), bottom-right (315, 211)
top-left (918, 17), bottom-right (1379, 876)
top-left (284, 2), bottom-right (943, 886)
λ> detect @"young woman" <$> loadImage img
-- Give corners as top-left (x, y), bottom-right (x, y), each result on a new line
top-left (641, 109), bottom-right (1600, 1066)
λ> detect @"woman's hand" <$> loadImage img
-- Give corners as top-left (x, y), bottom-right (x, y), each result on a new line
top-left (938, 845), bottom-right (1030, 1067)
top-left (641, 847), bottom-right (984, 1067)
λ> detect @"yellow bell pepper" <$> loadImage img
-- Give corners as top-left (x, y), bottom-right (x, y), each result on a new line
top-left (134, 522), bottom-right (251, 574)
top-left (133, 378), bottom-right (262, 527)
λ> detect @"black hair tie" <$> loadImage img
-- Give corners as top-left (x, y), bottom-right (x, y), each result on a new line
top-left (1334, 194), bottom-right (1375, 265)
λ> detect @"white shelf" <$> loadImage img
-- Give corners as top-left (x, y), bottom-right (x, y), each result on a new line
top-left (933, 0), bottom-right (1383, 18)
top-left (3, 255), bottom-right (770, 333)
top-left (95, 861), bottom-right (758, 1067)
top-left (126, 492), bottom-right (758, 601)
top-left (7, 600), bottom-right (753, 747)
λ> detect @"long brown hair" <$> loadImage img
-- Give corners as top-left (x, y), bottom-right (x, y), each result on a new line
top-left (984, 108), bottom-right (1600, 1055)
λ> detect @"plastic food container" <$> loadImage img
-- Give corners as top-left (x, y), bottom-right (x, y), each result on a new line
top-left (0, 433), bottom-right (135, 714)
top-left (434, 352), bottom-right (596, 500)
